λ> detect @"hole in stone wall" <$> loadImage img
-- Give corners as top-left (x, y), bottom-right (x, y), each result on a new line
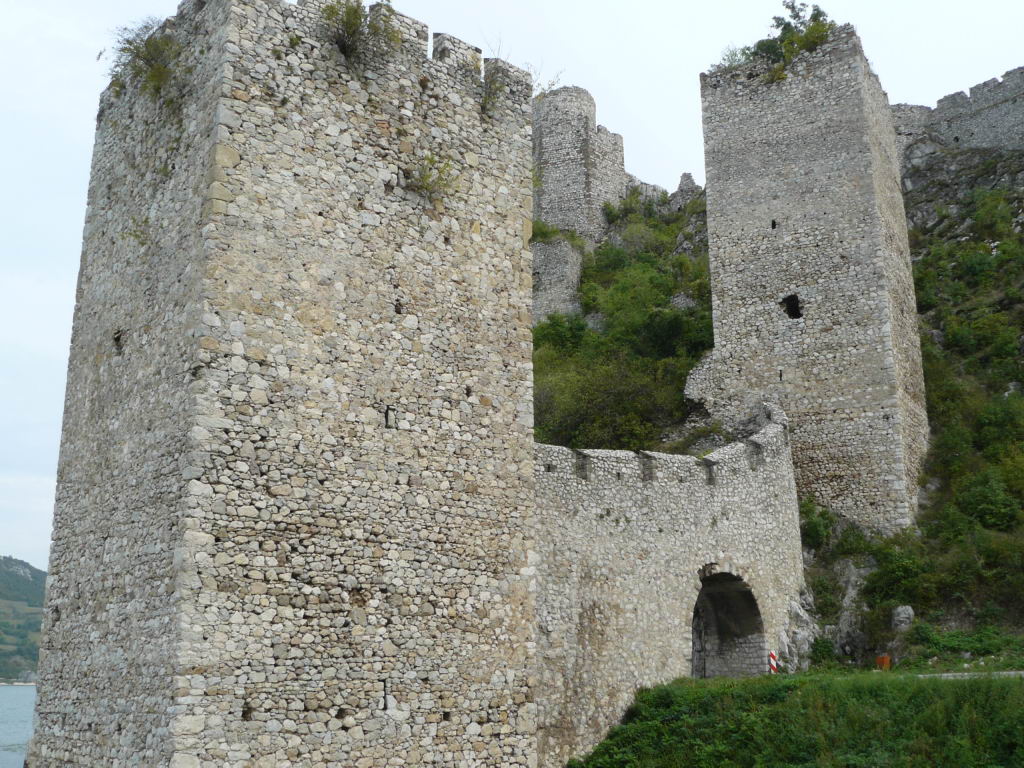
top-left (442, 711), bottom-right (452, 721)
top-left (544, 463), bottom-right (555, 473)
top-left (954, 136), bottom-right (960, 143)
top-left (771, 219), bottom-right (777, 230)
top-left (113, 329), bottom-right (126, 355)
top-left (395, 300), bottom-right (404, 315)
top-left (384, 406), bottom-right (396, 429)
top-left (465, 385), bottom-right (472, 397)
top-left (780, 294), bottom-right (803, 319)
top-left (241, 703), bottom-right (254, 721)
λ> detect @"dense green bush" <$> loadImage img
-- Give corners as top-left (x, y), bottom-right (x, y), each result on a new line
top-left (533, 188), bottom-right (713, 451)
top-left (568, 674), bottom-right (1024, 768)
top-left (799, 497), bottom-right (834, 551)
top-left (710, 1), bottom-right (837, 79)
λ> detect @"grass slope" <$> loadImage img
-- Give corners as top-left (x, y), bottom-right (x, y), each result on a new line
top-left (568, 673), bottom-right (1024, 768)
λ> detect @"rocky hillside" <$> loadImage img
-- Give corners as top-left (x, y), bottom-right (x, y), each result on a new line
top-left (0, 556), bottom-right (45, 680)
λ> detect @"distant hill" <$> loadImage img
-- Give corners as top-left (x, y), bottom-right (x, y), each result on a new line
top-left (0, 556), bottom-right (46, 680)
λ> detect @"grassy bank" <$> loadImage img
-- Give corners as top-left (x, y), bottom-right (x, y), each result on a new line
top-left (568, 673), bottom-right (1024, 768)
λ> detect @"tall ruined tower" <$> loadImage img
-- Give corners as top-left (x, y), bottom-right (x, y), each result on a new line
top-left (690, 26), bottom-right (928, 533)
top-left (30, 1), bottom-right (536, 765)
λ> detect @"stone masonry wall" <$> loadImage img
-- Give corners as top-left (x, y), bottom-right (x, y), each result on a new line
top-left (532, 86), bottom-right (629, 244)
top-left (690, 26), bottom-right (928, 534)
top-left (32, 0), bottom-right (537, 765)
top-left (28, 2), bottom-right (232, 764)
top-left (533, 406), bottom-right (804, 766)
top-left (891, 67), bottom-right (1024, 165)
top-left (532, 239), bottom-right (582, 322)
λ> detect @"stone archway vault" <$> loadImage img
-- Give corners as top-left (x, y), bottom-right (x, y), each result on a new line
top-left (691, 571), bottom-right (767, 678)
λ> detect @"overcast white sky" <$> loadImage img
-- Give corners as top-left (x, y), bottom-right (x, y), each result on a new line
top-left (1, 0), bottom-right (1022, 570)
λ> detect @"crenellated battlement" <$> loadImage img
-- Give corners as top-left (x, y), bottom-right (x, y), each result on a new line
top-left (891, 66), bottom-right (1024, 159)
top-left (533, 404), bottom-right (803, 764)
top-left (535, 405), bottom-right (788, 493)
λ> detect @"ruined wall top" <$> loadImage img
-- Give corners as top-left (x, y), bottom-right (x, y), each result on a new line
top-left (891, 66), bottom-right (1024, 157)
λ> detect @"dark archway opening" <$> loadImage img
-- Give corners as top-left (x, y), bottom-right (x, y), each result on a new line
top-left (691, 572), bottom-right (767, 678)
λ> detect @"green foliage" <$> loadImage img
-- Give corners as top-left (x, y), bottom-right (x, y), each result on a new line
top-left (809, 636), bottom-right (837, 664)
top-left (405, 153), bottom-right (458, 202)
top-left (530, 220), bottom-right (587, 252)
top-left (799, 497), bottom-right (834, 550)
top-left (322, 0), bottom-right (400, 62)
top-left (710, 1), bottom-right (837, 78)
top-left (864, 185), bottom-right (1024, 630)
top-left (533, 187), bottom-right (712, 451)
top-left (0, 558), bottom-right (45, 680)
top-left (110, 18), bottom-right (183, 104)
top-left (569, 674), bottom-right (1024, 768)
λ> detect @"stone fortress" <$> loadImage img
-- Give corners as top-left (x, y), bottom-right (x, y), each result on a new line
top-left (27, 1), bottom-right (1023, 767)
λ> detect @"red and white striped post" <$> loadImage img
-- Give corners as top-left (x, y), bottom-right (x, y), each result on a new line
top-left (768, 651), bottom-right (778, 674)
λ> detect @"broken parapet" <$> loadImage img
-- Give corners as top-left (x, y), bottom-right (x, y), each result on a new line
top-left (891, 66), bottom-right (1024, 166)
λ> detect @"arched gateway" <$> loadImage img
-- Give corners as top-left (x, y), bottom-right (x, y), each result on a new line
top-left (691, 569), bottom-right (768, 678)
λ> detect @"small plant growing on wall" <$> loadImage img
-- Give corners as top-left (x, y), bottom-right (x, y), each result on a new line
top-left (110, 18), bottom-right (184, 104)
top-left (322, 0), bottom-right (401, 63)
top-left (405, 154), bottom-right (458, 203)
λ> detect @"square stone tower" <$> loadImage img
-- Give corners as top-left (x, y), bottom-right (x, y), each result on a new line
top-left (690, 26), bottom-right (928, 533)
top-left (30, 0), bottom-right (537, 765)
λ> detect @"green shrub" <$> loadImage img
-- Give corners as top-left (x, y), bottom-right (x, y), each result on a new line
top-left (323, 0), bottom-right (400, 62)
top-left (709, 1), bottom-right (836, 77)
top-left (110, 18), bottom-right (183, 103)
top-left (799, 497), bottom-right (834, 550)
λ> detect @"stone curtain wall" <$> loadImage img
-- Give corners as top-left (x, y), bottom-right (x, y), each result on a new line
top-left (929, 67), bottom-right (1024, 150)
top-left (33, 0), bottom-right (538, 765)
top-left (28, 2), bottom-right (233, 765)
top-left (532, 407), bottom-right (804, 767)
top-left (891, 68), bottom-right (1024, 165)
top-left (692, 26), bottom-right (928, 534)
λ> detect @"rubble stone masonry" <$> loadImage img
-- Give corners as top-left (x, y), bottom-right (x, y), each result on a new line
top-left (690, 26), bottom-right (928, 533)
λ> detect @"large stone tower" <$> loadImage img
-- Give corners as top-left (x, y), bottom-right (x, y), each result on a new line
top-left (689, 26), bottom-right (928, 533)
top-left (30, 1), bottom-right (536, 765)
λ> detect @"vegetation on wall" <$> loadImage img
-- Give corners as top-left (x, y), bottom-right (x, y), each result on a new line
top-left (532, 189), bottom-right (713, 451)
top-left (405, 153), bottom-right (458, 202)
top-left (110, 18), bottom-right (184, 105)
top-left (567, 673), bottom-right (1024, 768)
top-left (322, 0), bottom-right (400, 62)
top-left (711, 1), bottom-right (836, 81)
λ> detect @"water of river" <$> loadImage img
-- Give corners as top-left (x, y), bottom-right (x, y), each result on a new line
top-left (0, 685), bottom-right (33, 768)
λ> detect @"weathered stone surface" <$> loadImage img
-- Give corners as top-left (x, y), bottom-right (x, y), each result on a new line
top-left (31, 1), bottom-right (537, 766)
top-left (892, 66), bottom-right (1024, 160)
top-left (532, 239), bottom-right (582, 323)
top-left (534, 405), bottom-right (804, 765)
top-left (689, 26), bottom-right (929, 535)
